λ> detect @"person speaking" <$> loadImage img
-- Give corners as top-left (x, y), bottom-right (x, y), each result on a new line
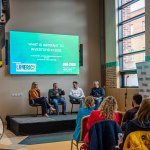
top-left (48, 83), bottom-right (66, 115)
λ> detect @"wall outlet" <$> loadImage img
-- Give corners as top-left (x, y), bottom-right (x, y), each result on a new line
top-left (11, 92), bottom-right (23, 97)
top-left (18, 93), bottom-right (22, 96)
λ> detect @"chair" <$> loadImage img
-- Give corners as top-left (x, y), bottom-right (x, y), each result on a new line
top-left (71, 115), bottom-right (89, 150)
top-left (28, 91), bottom-right (41, 116)
top-left (88, 120), bottom-right (122, 150)
top-left (0, 116), bottom-right (4, 140)
top-left (69, 96), bottom-right (81, 113)
top-left (117, 111), bottom-right (125, 126)
top-left (123, 131), bottom-right (150, 149)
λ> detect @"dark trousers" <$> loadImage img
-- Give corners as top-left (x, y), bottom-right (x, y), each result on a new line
top-left (34, 97), bottom-right (50, 115)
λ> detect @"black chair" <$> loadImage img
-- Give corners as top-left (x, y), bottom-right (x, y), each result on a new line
top-left (28, 91), bottom-right (41, 116)
top-left (69, 96), bottom-right (81, 114)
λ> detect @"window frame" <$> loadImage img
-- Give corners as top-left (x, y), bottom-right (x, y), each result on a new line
top-left (118, 0), bottom-right (145, 88)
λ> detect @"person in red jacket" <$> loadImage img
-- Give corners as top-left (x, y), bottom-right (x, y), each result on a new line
top-left (84, 96), bottom-right (119, 144)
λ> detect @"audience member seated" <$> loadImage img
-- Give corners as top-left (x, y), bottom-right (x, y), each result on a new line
top-left (69, 81), bottom-right (85, 108)
top-left (123, 131), bottom-right (150, 149)
top-left (89, 120), bottom-right (122, 150)
top-left (48, 83), bottom-right (66, 115)
top-left (84, 96), bottom-right (119, 144)
top-left (73, 96), bottom-right (94, 142)
top-left (120, 98), bottom-right (150, 149)
top-left (90, 81), bottom-right (105, 110)
top-left (122, 93), bottom-right (142, 131)
top-left (29, 82), bottom-right (55, 117)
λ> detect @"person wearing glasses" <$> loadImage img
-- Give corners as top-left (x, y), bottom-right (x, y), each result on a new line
top-left (29, 81), bottom-right (55, 117)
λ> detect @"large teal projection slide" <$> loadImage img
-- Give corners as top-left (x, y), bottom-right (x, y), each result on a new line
top-left (10, 31), bottom-right (79, 74)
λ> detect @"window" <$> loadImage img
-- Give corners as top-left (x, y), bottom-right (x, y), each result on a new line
top-left (142, 21), bottom-right (145, 31)
top-left (130, 24), bottom-right (133, 35)
top-left (118, 0), bottom-right (145, 87)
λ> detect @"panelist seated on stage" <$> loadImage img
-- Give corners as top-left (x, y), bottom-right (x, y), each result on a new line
top-left (48, 83), bottom-right (66, 115)
top-left (29, 82), bottom-right (55, 117)
top-left (90, 81), bottom-right (105, 110)
top-left (69, 81), bottom-right (85, 108)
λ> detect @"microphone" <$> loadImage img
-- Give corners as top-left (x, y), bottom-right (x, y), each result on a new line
top-left (125, 75), bottom-right (129, 112)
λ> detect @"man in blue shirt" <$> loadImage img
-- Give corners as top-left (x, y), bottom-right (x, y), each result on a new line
top-left (90, 81), bottom-right (105, 110)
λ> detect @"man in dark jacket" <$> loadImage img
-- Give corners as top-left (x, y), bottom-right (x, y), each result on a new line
top-left (48, 83), bottom-right (66, 115)
top-left (90, 81), bottom-right (105, 110)
top-left (122, 93), bottom-right (142, 131)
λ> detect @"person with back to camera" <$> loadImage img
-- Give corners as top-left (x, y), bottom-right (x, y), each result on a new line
top-left (73, 96), bottom-right (95, 142)
top-left (69, 81), bottom-right (85, 108)
top-left (29, 81), bottom-right (55, 117)
top-left (122, 93), bottom-right (142, 131)
top-left (84, 96), bottom-right (119, 145)
top-left (90, 81), bottom-right (105, 110)
top-left (48, 83), bottom-right (66, 115)
top-left (119, 98), bottom-right (150, 149)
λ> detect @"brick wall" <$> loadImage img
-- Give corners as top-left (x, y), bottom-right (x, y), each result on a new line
top-left (106, 67), bottom-right (117, 88)
top-left (105, 61), bottom-right (119, 88)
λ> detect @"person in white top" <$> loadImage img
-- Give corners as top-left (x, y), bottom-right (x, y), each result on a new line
top-left (69, 81), bottom-right (85, 107)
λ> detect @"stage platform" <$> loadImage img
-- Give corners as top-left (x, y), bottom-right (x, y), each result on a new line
top-left (6, 114), bottom-right (77, 136)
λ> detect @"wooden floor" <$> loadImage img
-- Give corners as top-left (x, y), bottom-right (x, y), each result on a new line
top-left (0, 126), bottom-right (80, 150)
top-left (25, 141), bottom-right (71, 150)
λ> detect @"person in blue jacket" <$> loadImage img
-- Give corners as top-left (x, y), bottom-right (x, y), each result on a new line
top-left (73, 96), bottom-right (95, 141)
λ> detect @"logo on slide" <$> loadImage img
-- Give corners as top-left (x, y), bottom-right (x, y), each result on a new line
top-left (16, 64), bottom-right (36, 72)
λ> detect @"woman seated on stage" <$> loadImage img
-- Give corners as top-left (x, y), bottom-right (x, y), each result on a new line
top-left (73, 96), bottom-right (95, 141)
top-left (84, 96), bottom-right (119, 144)
top-left (29, 81), bottom-right (55, 117)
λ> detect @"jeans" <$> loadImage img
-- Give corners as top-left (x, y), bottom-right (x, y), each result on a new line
top-left (69, 95), bottom-right (84, 108)
top-left (94, 98), bottom-right (103, 110)
top-left (34, 97), bottom-right (50, 115)
top-left (51, 97), bottom-right (66, 113)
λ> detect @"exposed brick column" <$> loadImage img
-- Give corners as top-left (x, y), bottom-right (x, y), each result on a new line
top-left (105, 62), bottom-right (119, 88)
